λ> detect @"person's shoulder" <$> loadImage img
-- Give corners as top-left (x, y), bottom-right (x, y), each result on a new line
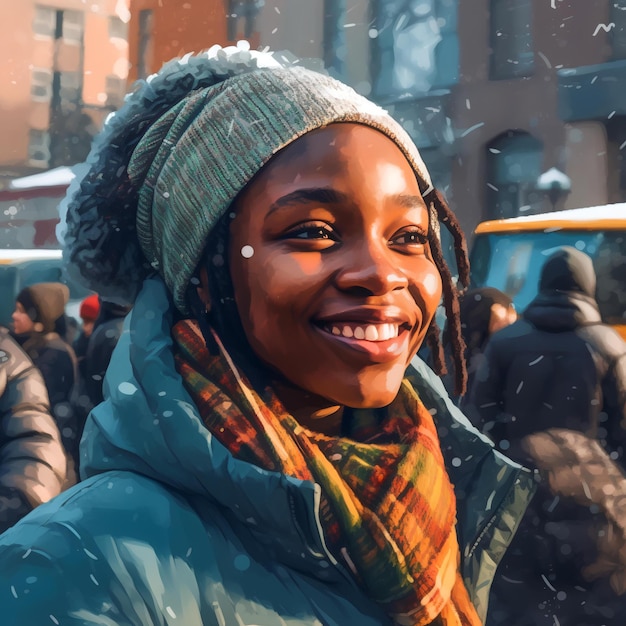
top-left (0, 471), bottom-right (219, 625)
top-left (0, 329), bottom-right (37, 377)
top-left (0, 471), bottom-right (206, 555)
top-left (490, 318), bottom-right (533, 343)
top-left (578, 323), bottom-right (626, 361)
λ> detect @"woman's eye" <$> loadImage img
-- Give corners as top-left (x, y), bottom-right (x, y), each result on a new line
top-left (286, 224), bottom-right (339, 242)
top-left (392, 230), bottom-right (428, 246)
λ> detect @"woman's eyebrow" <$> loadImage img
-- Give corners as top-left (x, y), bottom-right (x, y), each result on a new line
top-left (267, 190), bottom-right (426, 215)
top-left (267, 188), bottom-right (350, 216)
top-left (392, 193), bottom-right (427, 209)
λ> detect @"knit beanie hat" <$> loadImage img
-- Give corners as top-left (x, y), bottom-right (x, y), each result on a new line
top-left (17, 282), bottom-right (70, 333)
top-left (59, 43), bottom-right (435, 314)
top-left (539, 246), bottom-right (596, 297)
top-left (79, 294), bottom-right (100, 322)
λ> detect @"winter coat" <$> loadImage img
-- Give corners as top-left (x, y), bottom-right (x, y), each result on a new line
top-left (467, 247), bottom-right (626, 625)
top-left (17, 331), bottom-right (79, 481)
top-left (0, 327), bottom-right (67, 534)
top-left (0, 278), bottom-right (535, 625)
top-left (468, 291), bottom-right (626, 466)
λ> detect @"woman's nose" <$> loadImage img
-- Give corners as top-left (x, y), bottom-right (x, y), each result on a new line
top-left (334, 241), bottom-right (408, 296)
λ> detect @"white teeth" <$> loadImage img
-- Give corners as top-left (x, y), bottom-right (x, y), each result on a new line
top-left (364, 325), bottom-right (378, 341)
top-left (327, 323), bottom-right (401, 341)
top-left (353, 326), bottom-right (365, 340)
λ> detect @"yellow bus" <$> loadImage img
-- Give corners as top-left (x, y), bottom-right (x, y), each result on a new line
top-left (469, 204), bottom-right (626, 340)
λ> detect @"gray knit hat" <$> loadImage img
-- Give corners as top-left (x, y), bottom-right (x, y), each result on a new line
top-left (60, 44), bottom-right (434, 313)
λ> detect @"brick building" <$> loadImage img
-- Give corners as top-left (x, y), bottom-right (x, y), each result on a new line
top-left (0, 0), bottom-right (130, 182)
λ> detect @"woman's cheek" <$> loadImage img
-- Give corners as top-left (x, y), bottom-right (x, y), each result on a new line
top-left (419, 265), bottom-right (443, 314)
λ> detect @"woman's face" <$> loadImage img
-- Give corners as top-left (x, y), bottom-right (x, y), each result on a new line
top-left (12, 302), bottom-right (34, 334)
top-left (228, 123), bottom-right (442, 409)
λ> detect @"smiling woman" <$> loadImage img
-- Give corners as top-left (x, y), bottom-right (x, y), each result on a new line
top-left (0, 45), bottom-right (534, 626)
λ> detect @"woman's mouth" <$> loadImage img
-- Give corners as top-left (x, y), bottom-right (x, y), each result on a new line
top-left (314, 321), bottom-right (413, 363)
top-left (324, 322), bottom-right (401, 341)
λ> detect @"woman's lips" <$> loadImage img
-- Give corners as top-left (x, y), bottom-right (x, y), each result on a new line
top-left (313, 321), bottom-right (412, 363)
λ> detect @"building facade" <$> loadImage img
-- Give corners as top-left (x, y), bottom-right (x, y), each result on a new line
top-left (5, 1), bottom-right (621, 239)
top-left (0, 0), bottom-right (130, 182)
top-left (450, 0), bottom-right (626, 235)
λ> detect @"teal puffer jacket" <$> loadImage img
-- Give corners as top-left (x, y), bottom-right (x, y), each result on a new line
top-left (0, 278), bottom-right (535, 625)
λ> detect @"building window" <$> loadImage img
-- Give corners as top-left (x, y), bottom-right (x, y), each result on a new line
top-left (226, 0), bottom-right (264, 40)
top-left (489, 0), bottom-right (534, 80)
top-left (59, 71), bottom-right (82, 106)
top-left (486, 131), bottom-right (543, 219)
top-left (109, 16), bottom-right (129, 41)
top-left (28, 129), bottom-right (51, 167)
top-left (62, 10), bottom-right (84, 44)
top-left (371, 0), bottom-right (444, 100)
top-left (33, 5), bottom-right (56, 38)
top-left (31, 68), bottom-right (53, 102)
top-left (611, 0), bottom-right (626, 60)
top-left (137, 10), bottom-right (154, 79)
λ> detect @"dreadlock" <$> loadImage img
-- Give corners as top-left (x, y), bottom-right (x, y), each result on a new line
top-left (425, 189), bottom-right (469, 398)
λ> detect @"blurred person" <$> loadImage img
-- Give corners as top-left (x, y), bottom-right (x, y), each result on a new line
top-left (79, 298), bottom-right (131, 410)
top-left (440, 287), bottom-right (517, 401)
top-left (0, 325), bottom-right (68, 532)
top-left (0, 46), bottom-right (534, 624)
top-left (71, 298), bottom-right (131, 474)
top-left (12, 282), bottom-right (79, 482)
top-left (72, 293), bottom-right (100, 361)
top-left (469, 246), bottom-right (626, 462)
top-left (468, 246), bottom-right (626, 625)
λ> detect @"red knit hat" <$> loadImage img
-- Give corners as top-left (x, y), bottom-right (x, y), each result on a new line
top-left (79, 294), bottom-right (100, 322)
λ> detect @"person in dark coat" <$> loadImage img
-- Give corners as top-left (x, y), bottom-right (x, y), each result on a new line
top-left (12, 282), bottom-right (79, 482)
top-left (0, 326), bottom-right (68, 532)
top-left (469, 246), bottom-right (626, 462)
top-left (80, 298), bottom-right (130, 410)
top-left (468, 246), bottom-right (626, 625)
top-left (70, 298), bottom-right (131, 475)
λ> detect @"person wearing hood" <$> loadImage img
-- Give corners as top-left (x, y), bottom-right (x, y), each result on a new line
top-left (12, 282), bottom-right (78, 484)
top-left (469, 246), bottom-right (626, 462)
top-left (468, 246), bottom-right (626, 625)
top-left (0, 45), bottom-right (534, 625)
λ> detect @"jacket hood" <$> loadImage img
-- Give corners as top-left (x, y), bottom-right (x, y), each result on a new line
top-left (80, 277), bottom-right (331, 572)
top-left (525, 246), bottom-right (601, 331)
top-left (539, 246), bottom-right (596, 297)
top-left (524, 291), bottom-right (601, 331)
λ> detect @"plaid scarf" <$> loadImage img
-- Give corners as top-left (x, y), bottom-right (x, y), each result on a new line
top-left (173, 320), bottom-right (480, 626)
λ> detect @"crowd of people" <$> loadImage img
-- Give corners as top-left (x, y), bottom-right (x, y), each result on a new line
top-left (2, 286), bottom-right (128, 496)
top-left (0, 44), bottom-right (624, 625)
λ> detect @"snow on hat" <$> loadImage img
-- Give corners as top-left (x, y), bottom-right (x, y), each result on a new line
top-left (17, 282), bottom-right (70, 333)
top-left (60, 43), bottom-right (435, 314)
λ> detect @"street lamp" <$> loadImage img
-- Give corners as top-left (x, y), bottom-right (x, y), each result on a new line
top-left (536, 167), bottom-right (572, 211)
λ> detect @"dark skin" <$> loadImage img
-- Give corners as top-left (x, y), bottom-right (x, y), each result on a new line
top-left (198, 124), bottom-right (442, 435)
